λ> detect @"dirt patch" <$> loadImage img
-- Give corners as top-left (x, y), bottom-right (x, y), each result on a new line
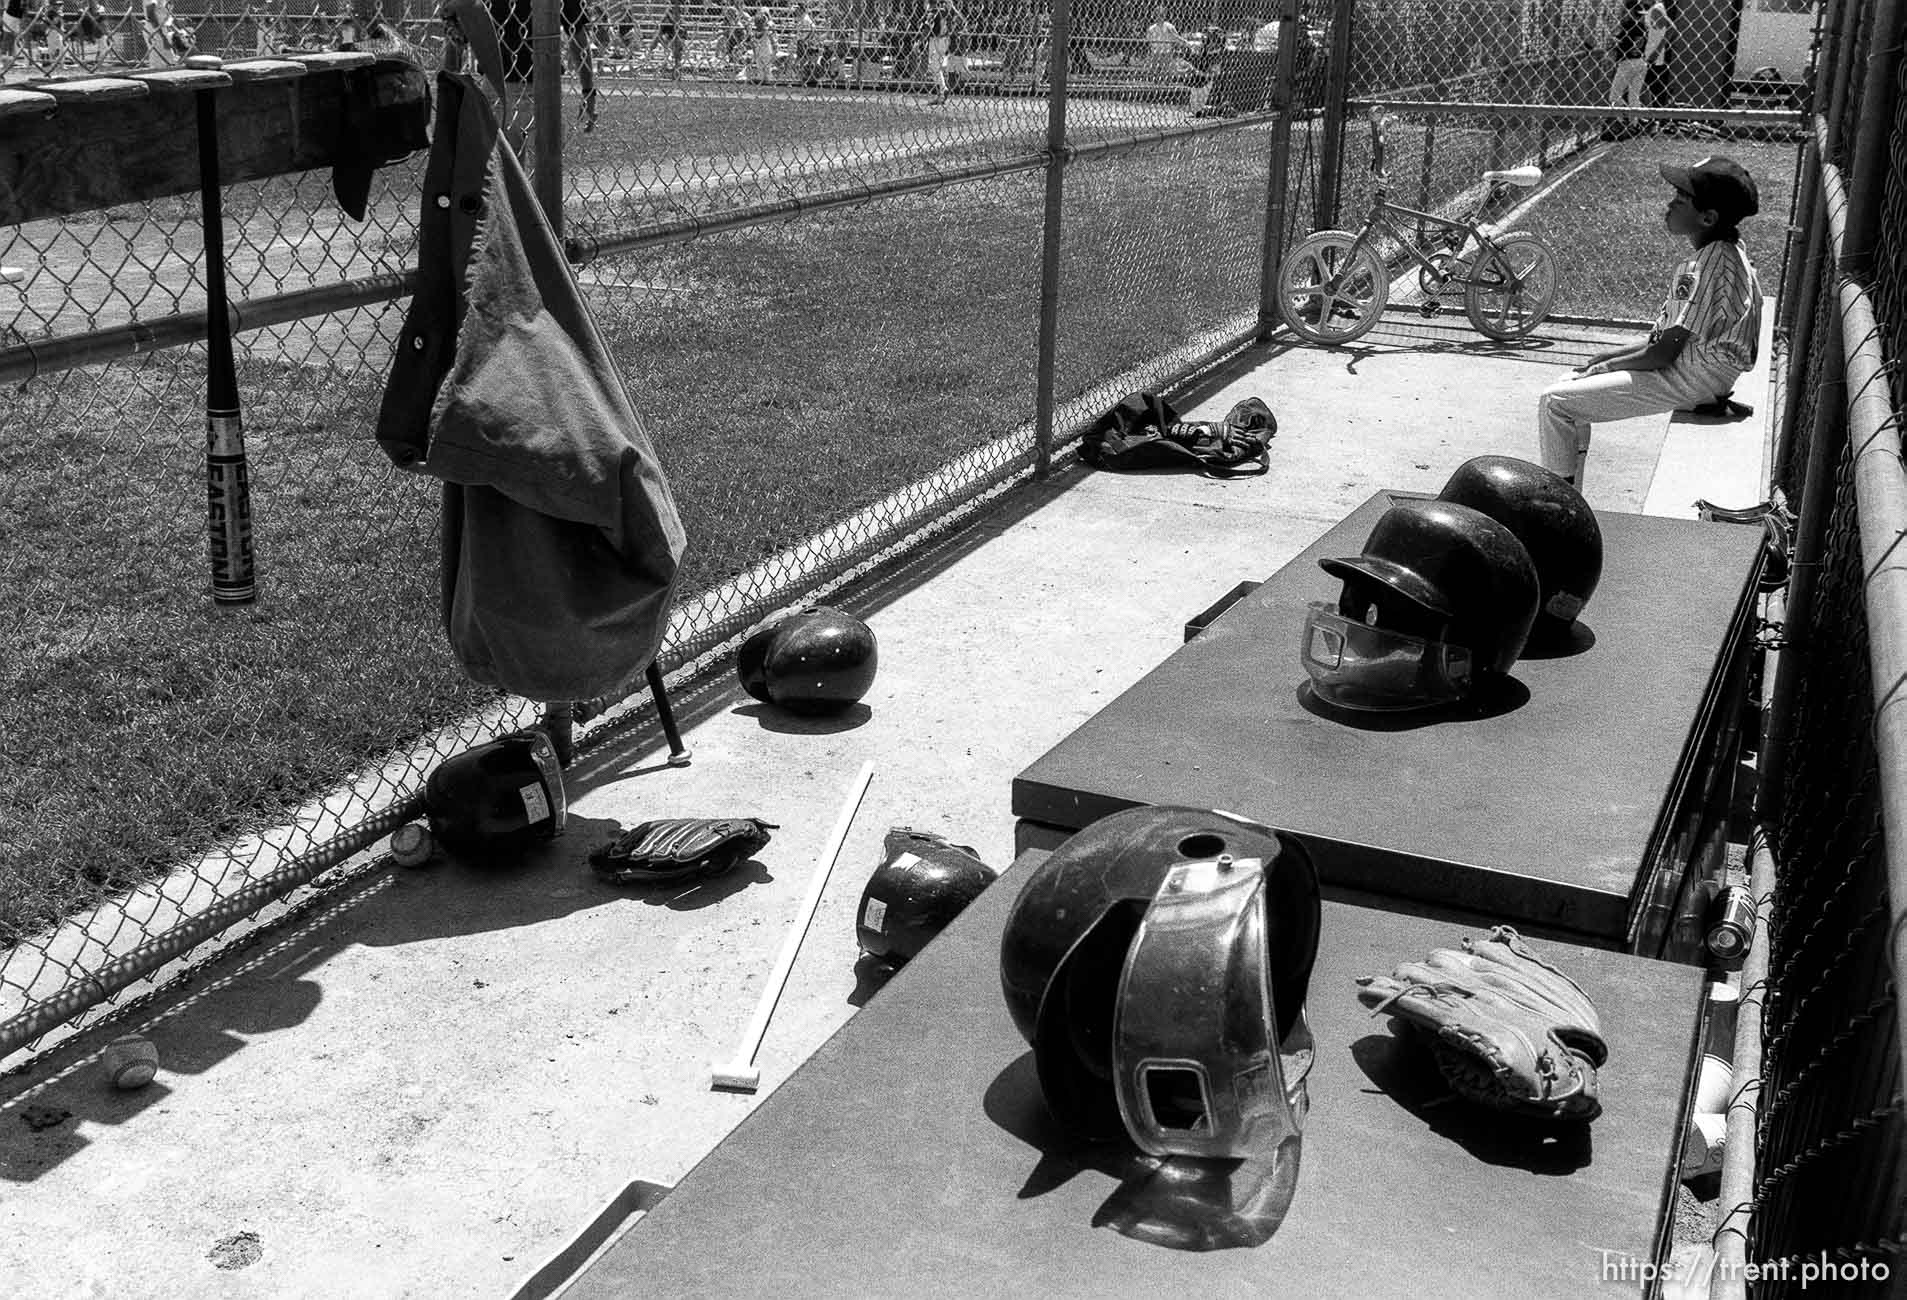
top-left (207, 1231), bottom-right (263, 1270)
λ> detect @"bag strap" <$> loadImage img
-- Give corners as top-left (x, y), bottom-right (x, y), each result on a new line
top-left (1167, 423), bottom-right (1271, 478)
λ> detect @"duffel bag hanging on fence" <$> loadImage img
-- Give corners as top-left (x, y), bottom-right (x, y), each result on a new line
top-left (1080, 390), bottom-right (1275, 478)
top-left (374, 58), bottom-right (687, 703)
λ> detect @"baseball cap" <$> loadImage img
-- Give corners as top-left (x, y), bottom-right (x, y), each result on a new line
top-left (1659, 155), bottom-right (1760, 225)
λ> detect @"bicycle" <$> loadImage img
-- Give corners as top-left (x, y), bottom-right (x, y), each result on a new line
top-left (1276, 114), bottom-right (1560, 344)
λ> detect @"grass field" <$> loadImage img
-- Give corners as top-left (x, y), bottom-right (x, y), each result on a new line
top-left (0, 102), bottom-right (1272, 944)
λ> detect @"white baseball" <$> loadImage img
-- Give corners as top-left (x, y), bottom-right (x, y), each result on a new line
top-left (390, 822), bottom-right (436, 868)
top-left (101, 1035), bottom-right (159, 1090)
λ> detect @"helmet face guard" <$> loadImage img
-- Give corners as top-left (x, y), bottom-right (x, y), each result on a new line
top-left (1300, 599), bottom-right (1474, 712)
top-left (1111, 855), bottom-right (1314, 1160)
top-left (1314, 499), bottom-right (1540, 694)
top-left (1030, 848), bottom-right (1314, 1163)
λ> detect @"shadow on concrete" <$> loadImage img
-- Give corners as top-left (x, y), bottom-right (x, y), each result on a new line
top-left (0, 806), bottom-right (790, 1181)
top-left (1348, 1030), bottom-right (1593, 1174)
top-left (0, 870), bottom-right (377, 1182)
top-left (622, 857), bottom-right (776, 912)
top-left (730, 701), bottom-right (873, 734)
top-left (558, 461), bottom-right (1097, 788)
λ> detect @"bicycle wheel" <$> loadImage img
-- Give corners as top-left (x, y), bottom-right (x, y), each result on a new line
top-left (1463, 231), bottom-right (1558, 341)
top-left (1277, 230), bottom-right (1389, 345)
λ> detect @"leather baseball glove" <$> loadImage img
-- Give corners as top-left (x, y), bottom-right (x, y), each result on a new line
top-left (589, 817), bottom-right (776, 885)
top-left (1356, 925), bottom-right (1607, 1122)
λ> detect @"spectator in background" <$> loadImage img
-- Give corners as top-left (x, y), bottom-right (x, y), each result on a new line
top-left (30, 0), bottom-right (65, 68)
top-left (141, 0), bottom-right (185, 66)
top-left (722, 0), bottom-right (748, 75)
top-left (1142, 4), bottom-right (1188, 82)
top-left (1249, 10), bottom-right (1278, 53)
top-left (645, 0), bottom-right (685, 76)
top-left (1642, 0), bottom-right (1671, 110)
top-left (563, 0), bottom-right (600, 130)
top-left (1606, 0), bottom-right (1647, 120)
top-left (793, 0), bottom-right (818, 79)
top-left (748, 3), bottom-right (775, 81)
top-left (613, 3), bottom-right (637, 61)
top-left (998, 0), bottom-right (1034, 87)
top-left (923, 0), bottom-right (958, 102)
top-left (2, 0), bottom-right (21, 59)
top-left (334, 6), bottom-right (404, 55)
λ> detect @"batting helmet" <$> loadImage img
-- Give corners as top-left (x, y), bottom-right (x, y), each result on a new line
top-left (856, 828), bottom-right (999, 968)
top-left (424, 729), bottom-right (566, 862)
top-left (999, 806), bottom-right (1319, 1160)
top-left (1437, 455), bottom-right (1602, 640)
top-left (737, 607), bottom-right (878, 715)
top-left (1306, 498), bottom-right (1540, 711)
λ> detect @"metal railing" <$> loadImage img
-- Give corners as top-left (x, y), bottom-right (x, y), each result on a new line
top-left (1707, 0), bottom-right (1907, 1288)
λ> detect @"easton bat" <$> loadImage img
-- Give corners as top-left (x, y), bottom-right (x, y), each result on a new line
top-left (191, 55), bottom-right (256, 605)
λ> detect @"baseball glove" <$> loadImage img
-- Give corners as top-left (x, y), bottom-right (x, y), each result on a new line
top-left (589, 817), bottom-right (776, 885)
top-left (1356, 925), bottom-right (1607, 1122)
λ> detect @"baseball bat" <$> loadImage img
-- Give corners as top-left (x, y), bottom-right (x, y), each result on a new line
top-left (710, 761), bottom-right (875, 1093)
top-left (191, 55), bottom-right (255, 605)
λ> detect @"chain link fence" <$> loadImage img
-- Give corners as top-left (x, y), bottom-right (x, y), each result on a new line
top-left (0, 0), bottom-right (1304, 1068)
top-left (9, 7), bottom-right (1904, 1288)
top-left (1289, 0), bottom-right (1809, 335)
top-left (1729, 0), bottom-right (1907, 1285)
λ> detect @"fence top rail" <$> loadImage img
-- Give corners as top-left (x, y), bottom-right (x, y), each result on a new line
top-left (1351, 98), bottom-right (1805, 128)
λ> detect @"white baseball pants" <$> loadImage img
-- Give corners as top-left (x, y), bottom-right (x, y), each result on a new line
top-left (1537, 362), bottom-right (1739, 489)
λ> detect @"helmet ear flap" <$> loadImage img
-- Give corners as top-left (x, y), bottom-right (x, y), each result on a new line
top-left (1032, 901), bottom-right (1146, 1143)
top-left (1262, 834), bottom-right (1321, 1042)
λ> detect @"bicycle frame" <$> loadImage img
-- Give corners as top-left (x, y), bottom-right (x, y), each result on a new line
top-left (1341, 115), bottom-right (1529, 297)
top-left (1338, 198), bottom-right (1521, 296)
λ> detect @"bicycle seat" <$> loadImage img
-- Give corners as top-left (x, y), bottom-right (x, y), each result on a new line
top-left (1482, 166), bottom-right (1541, 187)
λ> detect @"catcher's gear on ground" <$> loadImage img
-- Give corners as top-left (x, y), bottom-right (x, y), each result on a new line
top-left (589, 817), bottom-right (776, 885)
top-left (1356, 925), bottom-right (1607, 1122)
top-left (737, 607), bottom-right (878, 715)
top-left (424, 729), bottom-right (566, 862)
top-left (856, 828), bottom-right (998, 968)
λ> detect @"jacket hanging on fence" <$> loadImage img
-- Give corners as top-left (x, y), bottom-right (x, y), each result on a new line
top-left (374, 70), bottom-right (687, 703)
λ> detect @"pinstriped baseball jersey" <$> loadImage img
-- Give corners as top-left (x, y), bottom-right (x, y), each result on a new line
top-left (1653, 240), bottom-right (1762, 374)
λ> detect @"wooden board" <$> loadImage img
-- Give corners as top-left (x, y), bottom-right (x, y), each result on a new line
top-left (1012, 491), bottom-right (1764, 948)
top-left (559, 852), bottom-right (1702, 1299)
top-left (0, 56), bottom-right (422, 225)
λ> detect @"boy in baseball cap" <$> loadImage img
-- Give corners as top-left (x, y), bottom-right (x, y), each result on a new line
top-left (1535, 155), bottom-right (1763, 489)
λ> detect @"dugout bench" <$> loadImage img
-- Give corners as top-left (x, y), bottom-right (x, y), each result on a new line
top-left (1014, 489), bottom-right (1766, 962)
top-left (545, 851), bottom-right (1704, 1298)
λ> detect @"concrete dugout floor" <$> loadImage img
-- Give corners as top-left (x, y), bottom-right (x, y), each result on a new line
top-left (0, 320), bottom-right (1756, 1298)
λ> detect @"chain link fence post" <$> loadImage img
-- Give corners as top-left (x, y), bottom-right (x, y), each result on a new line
top-left (1031, 0), bottom-right (1071, 479)
top-left (533, 0), bottom-right (564, 231)
top-left (1257, 0), bottom-right (1305, 336)
top-left (1842, 0), bottom-right (1903, 270)
top-left (1314, 0), bottom-right (1357, 230)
